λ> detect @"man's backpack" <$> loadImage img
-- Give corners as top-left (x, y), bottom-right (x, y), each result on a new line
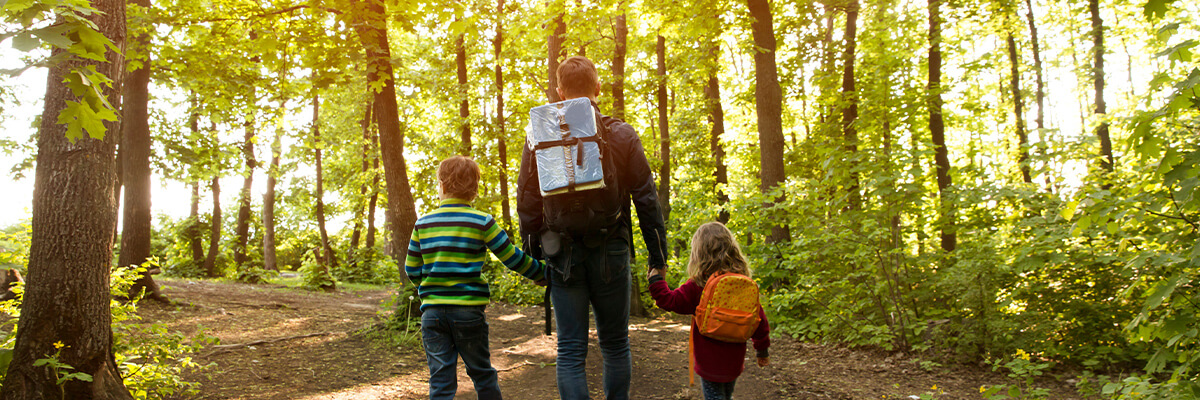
top-left (527, 98), bottom-right (622, 239)
top-left (693, 272), bottom-right (762, 342)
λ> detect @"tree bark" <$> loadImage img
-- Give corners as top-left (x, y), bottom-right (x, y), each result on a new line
top-left (1006, 29), bottom-right (1031, 183)
top-left (232, 119), bottom-right (255, 271)
top-left (366, 121), bottom-right (380, 250)
top-left (746, 0), bottom-right (789, 243)
top-left (495, 0), bottom-right (512, 229)
top-left (1023, 0), bottom-right (1048, 188)
top-left (118, 0), bottom-right (163, 301)
top-left (190, 181), bottom-right (204, 264)
top-left (656, 35), bottom-right (670, 225)
top-left (203, 177), bottom-right (223, 277)
top-left (262, 130), bottom-right (281, 271)
top-left (841, 0), bottom-right (861, 211)
top-left (313, 94), bottom-right (338, 278)
top-left (706, 42), bottom-right (730, 225)
top-left (613, 11), bottom-right (627, 121)
top-left (928, 0), bottom-right (956, 252)
top-left (456, 25), bottom-right (471, 155)
top-left (546, 12), bottom-right (565, 103)
top-left (350, 100), bottom-right (372, 253)
top-left (1089, 0), bottom-right (1113, 175)
top-left (351, 0), bottom-right (418, 309)
top-left (0, 0), bottom-right (134, 397)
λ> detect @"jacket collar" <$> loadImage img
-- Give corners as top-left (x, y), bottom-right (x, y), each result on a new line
top-left (439, 198), bottom-right (471, 208)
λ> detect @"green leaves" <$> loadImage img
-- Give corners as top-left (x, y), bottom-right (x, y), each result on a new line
top-left (54, 66), bottom-right (117, 142)
top-left (1143, 0), bottom-right (1179, 20)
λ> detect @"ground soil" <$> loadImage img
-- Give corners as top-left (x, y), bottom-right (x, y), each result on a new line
top-left (137, 279), bottom-right (1084, 400)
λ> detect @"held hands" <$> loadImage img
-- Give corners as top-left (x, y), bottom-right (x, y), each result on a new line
top-left (757, 357), bottom-right (770, 367)
top-left (647, 267), bottom-right (665, 280)
top-left (534, 279), bottom-right (548, 287)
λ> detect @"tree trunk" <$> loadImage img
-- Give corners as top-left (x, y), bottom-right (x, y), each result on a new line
top-left (456, 25), bottom-right (471, 155)
top-left (0, 0), bottom-right (134, 397)
top-left (313, 94), bottom-right (338, 279)
top-left (613, 11), bottom-right (627, 121)
top-left (841, 0), bottom-right (861, 211)
top-left (1006, 29), bottom-right (1032, 183)
top-left (1023, 0), bottom-right (1048, 188)
top-left (190, 181), bottom-right (204, 264)
top-left (495, 0), bottom-right (512, 229)
top-left (546, 12), bottom-right (565, 103)
top-left (929, 0), bottom-right (955, 252)
top-left (746, 0), bottom-right (789, 243)
top-left (118, 0), bottom-right (163, 301)
top-left (262, 133), bottom-right (281, 271)
top-left (366, 121), bottom-right (381, 250)
top-left (203, 177), bottom-right (223, 277)
top-left (706, 43), bottom-right (730, 225)
top-left (656, 35), bottom-right (670, 225)
top-left (351, 0), bottom-right (418, 293)
top-left (232, 119), bottom-right (255, 271)
top-left (1089, 0), bottom-right (1113, 175)
top-left (350, 100), bottom-right (372, 253)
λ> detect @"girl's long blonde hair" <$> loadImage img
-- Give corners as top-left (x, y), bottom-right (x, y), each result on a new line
top-left (686, 222), bottom-right (750, 288)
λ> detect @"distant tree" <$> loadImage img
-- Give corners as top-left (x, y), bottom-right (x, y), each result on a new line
top-left (1089, 0), bottom-right (1113, 176)
top-left (119, 0), bottom-right (165, 301)
top-left (928, 0), bottom-right (955, 252)
top-left (746, 0), bottom-right (790, 243)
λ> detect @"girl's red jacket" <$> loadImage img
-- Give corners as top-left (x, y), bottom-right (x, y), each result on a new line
top-left (649, 275), bottom-right (770, 383)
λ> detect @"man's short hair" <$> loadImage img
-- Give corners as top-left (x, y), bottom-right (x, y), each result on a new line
top-left (438, 155), bottom-right (480, 201)
top-left (556, 56), bottom-right (599, 99)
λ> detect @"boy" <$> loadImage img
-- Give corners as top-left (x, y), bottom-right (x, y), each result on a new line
top-left (405, 155), bottom-right (545, 400)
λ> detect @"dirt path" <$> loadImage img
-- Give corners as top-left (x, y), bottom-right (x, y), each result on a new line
top-left (138, 279), bottom-right (1081, 400)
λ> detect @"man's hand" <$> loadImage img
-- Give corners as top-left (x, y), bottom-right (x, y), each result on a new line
top-left (648, 268), bottom-right (665, 280)
top-left (757, 357), bottom-right (770, 367)
top-left (534, 279), bottom-right (548, 287)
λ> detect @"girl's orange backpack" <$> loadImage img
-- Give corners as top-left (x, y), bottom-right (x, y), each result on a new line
top-left (694, 272), bottom-right (762, 342)
top-left (687, 272), bottom-right (762, 385)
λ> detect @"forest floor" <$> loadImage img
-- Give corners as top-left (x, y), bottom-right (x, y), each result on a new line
top-left (135, 278), bottom-right (1086, 400)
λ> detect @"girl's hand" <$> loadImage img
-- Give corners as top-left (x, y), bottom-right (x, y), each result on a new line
top-left (756, 357), bottom-right (769, 367)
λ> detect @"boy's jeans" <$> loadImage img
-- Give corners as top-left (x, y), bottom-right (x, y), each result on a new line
top-left (420, 306), bottom-right (501, 400)
top-left (549, 242), bottom-right (632, 400)
top-left (701, 378), bottom-right (737, 400)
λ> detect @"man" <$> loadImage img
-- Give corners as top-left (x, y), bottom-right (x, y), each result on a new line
top-left (517, 56), bottom-right (668, 400)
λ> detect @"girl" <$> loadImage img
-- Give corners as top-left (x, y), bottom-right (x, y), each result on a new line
top-left (648, 222), bottom-right (770, 400)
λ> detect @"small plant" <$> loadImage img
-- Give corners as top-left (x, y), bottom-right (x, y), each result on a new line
top-left (980, 349), bottom-right (1053, 400)
top-left (298, 251), bottom-right (337, 290)
top-left (34, 341), bottom-right (93, 399)
top-left (918, 384), bottom-right (946, 399)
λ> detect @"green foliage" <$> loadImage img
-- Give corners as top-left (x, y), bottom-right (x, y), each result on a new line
top-left (335, 247), bottom-right (400, 285)
top-left (484, 263), bottom-right (543, 306)
top-left (109, 262), bottom-right (217, 399)
top-left (298, 251), bottom-right (337, 290)
top-left (0, 222), bottom-right (31, 272)
top-left (1, 0), bottom-right (121, 141)
top-left (980, 350), bottom-right (1053, 400)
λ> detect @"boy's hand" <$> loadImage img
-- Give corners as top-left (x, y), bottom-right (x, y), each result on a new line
top-left (757, 357), bottom-right (769, 367)
top-left (534, 279), bottom-right (548, 287)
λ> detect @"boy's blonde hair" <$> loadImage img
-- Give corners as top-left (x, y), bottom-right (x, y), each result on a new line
top-left (437, 155), bottom-right (480, 201)
top-left (686, 222), bottom-right (750, 288)
top-left (556, 56), bottom-right (599, 99)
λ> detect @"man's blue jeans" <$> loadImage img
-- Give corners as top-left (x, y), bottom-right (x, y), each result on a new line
top-left (420, 306), bottom-right (502, 400)
top-left (549, 241), bottom-right (632, 400)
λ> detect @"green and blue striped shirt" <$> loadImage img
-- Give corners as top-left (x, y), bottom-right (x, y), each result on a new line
top-left (405, 198), bottom-right (544, 310)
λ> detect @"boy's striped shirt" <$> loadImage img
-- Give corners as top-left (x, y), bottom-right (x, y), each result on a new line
top-left (405, 198), bottom-right (544, 310)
